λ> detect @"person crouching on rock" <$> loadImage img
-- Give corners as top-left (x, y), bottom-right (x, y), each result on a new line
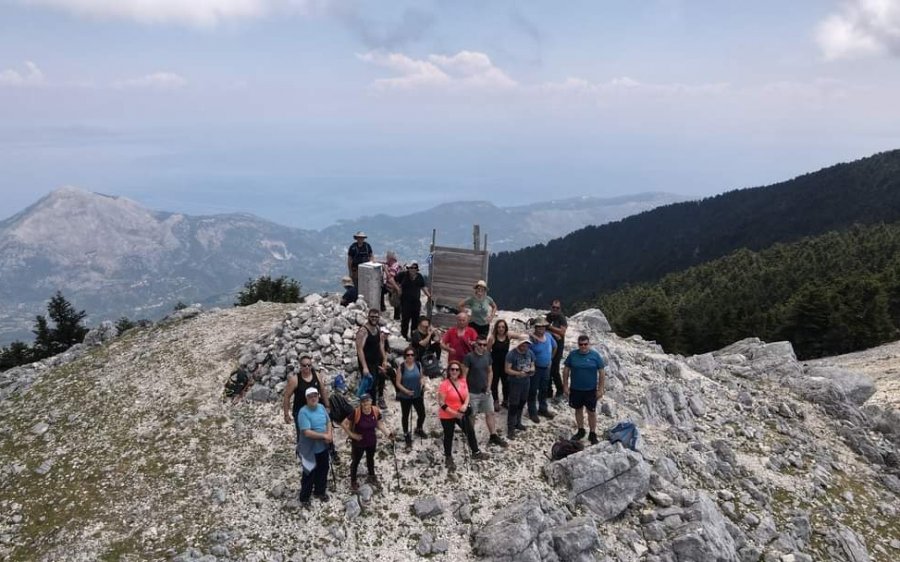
top-left (437, 360), bottom-right (488, 472)
top-left (341, 393), bottom-right (393, 491)
top-left (296, 387), bottom-right (333, 505)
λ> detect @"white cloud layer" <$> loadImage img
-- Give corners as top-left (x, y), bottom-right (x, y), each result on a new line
top-left (0, 61), bottom-right (45, 86)
top-left (113, 72), bottom-right (187, 90)
top-left (22, 0), bottom-right (313, 27)
top-left (817, 0), bottom-right (900, 60)
top-left (358, 50), bottom-right (517, 91)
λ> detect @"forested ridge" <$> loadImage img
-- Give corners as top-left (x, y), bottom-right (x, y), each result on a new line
top-left (592, 222), bottom-right (900, 360)
top-left (491, 149), bottom-right (900, 309)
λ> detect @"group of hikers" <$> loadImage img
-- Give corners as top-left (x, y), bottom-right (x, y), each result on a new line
top-left (284, 231), bottom-right (608, 505)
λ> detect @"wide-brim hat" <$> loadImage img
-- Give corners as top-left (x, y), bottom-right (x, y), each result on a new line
top-left (354, 231), bottom-right (367, 238)
top-left (341, 276), bottom-right (353, 285)
top-left (533, 317), bottom-right (550, 327)
top-left (474, 280), bottom-right (488, 289)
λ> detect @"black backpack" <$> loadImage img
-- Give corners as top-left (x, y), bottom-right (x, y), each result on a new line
top-left (421, 352), bottom-right (442, 379)
top-left (328, 393), bottom-right (356, 424)
top-left (550, 439), bottom-right (584, 461)
top-left (223, 368), bottom-right (251, 399)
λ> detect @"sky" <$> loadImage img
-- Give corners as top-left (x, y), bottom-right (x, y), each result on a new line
top-left (1, 0), bottom-right (900, 229)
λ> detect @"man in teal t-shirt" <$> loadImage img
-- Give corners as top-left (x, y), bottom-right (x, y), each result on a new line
top-left (563, 335), bottom-right (606, 445)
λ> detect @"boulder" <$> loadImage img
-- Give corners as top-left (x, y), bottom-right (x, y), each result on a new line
top-left (84, 321), bottom-right (118, 346)
top-left (804, 367), bottom-right (875, 407)
top-left (571, 308), bottom-right (612, 333)
top-left (545, 444), bottom-right (650, 521)
top-left (471, 494), bottom-right (577, 562)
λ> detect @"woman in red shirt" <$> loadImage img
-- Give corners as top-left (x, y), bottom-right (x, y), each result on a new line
top-left (437, 360), bottom-right (488, 471)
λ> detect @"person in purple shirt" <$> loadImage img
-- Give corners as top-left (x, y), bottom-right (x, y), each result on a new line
top-left (341, 393), bottom-right (394, 491)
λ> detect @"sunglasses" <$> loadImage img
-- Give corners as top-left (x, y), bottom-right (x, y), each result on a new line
top-left (448, 367), bottom-right (460, 372)
top-left (404, 353), bottom-right (415, 357)
top-left (551, 306), bottom-right (561, 310)
top-left (578, 342), bottom-right (589, 346)
top-left (476, 341), bottom-right (487, 346)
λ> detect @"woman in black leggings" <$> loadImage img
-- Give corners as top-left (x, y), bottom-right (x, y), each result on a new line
top-left (436, 360), bottom-right (487, 471)
top-left (395, 346), bottom-right (427, 449)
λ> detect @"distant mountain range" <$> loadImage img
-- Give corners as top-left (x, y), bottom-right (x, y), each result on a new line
top-left (0, 187), bottom-right (682, 344)
top-left (490, 149), bottom-right (900, 309)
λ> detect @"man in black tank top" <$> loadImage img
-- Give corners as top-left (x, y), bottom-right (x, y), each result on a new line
top-left (356, 309), bottom-right (387, 407)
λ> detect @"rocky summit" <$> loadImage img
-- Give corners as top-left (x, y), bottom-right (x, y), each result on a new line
top-left (1, 297), bottom-right (899, 562)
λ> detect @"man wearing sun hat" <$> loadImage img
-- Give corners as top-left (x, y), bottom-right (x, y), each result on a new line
top-left (394, 260), bottom-right (431, 340)
top-left (347, 231), bottom-right (374, 286)
top-left (504, 337), bottom-right (536, 440)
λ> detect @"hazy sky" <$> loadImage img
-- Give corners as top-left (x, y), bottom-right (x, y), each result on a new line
top-left (2, 0), bottom-right (900, 228)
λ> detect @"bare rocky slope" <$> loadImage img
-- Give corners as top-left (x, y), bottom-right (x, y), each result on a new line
top-left (1, 298), bottom-right (899, 562)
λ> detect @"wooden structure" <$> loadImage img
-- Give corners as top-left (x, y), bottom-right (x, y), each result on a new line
top-left (428, 227), bottom-right (490, 329)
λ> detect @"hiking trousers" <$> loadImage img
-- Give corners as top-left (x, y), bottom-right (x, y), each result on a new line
top-left (506, 376), bottom-right (529, 432)
top-left (399, 396), bottom-right (425, 434)
top-left (299, 449), bottom-right (330, 501)
top-left (400, 300), bottom-right (421, 340)
top-left (550, 341), bottom-right (564, 396)
top-left (349, 445), bottom-right (376, 480)
top-left (440, 417), bottom-right (479, 457)
top-left (528, 366), bottom-right (551, 416)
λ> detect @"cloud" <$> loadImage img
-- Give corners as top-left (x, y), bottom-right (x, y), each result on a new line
top-left (539, 76), bottom-right (729, 98)
top-left (22, 0), bottom-right (314, 27)
top-left (358, 50), bottom-right (517, 91)
top-left (816, 0), bottom-right (900, 60)
top-left (0, 61), bottom-right (45, 87)
top-left (113, 72), bottom-right (187, 90)
top-left (337, 6), bottom-right (434, 50)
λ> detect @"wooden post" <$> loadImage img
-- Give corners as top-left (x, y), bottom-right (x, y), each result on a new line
top-left (473, 225), bottom-right (480, 251)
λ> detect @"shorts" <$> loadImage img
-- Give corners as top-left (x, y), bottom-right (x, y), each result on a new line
top-left (569, 389), bottom-right (597, 412)
top-left (469, 392), bottom-right (495, 415)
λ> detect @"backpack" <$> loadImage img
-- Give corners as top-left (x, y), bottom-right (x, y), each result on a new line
top-left (332, 372), bottom-right (348, 393)
top-left (608, 421), bottom-right (639, 451)
top-left (550, 439), bottom-right (584, 461)
top-left (421, 352), bottom-right (442, 379)
top-left (328, 393), bottom-right (355, 424)
top-left (357, 372), bottom-right (374, 398)
top-left (223, 368), bottom-right (251, 399)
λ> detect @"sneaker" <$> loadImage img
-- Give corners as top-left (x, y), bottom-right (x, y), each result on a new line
top-left (515, 424), bottom-right (528, 431)
top-left (529, 414), bottom-right (541, 424)
top-left (414, 428), bottom-right (428, 439)
top-left (404, 433), bottom-right (413, 450)
top-left (494, 402), bottom-right (501, 412)
top-left (589, 432), bottom-right (599, 445)
top-left (350, 479), bottom-right (359, 492)
top-left (488, 434), bottom-right (509, 448)
top-left (506, 430), bottom-right (517, 441)
top-left (314, 493), bottom-right (330, 502)
top-left (471, 450), bottom-right (490, 460)
top-left (538, 410), bottom-right (555, 419)
top-left (572, 428), bottom-right (586, 441)
top-left (445, 455), bottom-right (456, 472)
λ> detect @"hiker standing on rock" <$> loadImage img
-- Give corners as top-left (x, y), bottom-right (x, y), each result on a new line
top-left (341, 393), bottom-right (393, 491)
top-left (283, 356), bottom-right (331, 440)
top-left (381, 251), bottom-right (403, 318)
top-left (357, 309), bottom-right (389, 409)
top-left (347, 231), bottom-right (374, 286)
top-left (393, 261), bottom-right (430, 340)
top-left (546, 300), bottom-right (568, 402)
top-left (505, 338), bottom-right (535, 440)
top-left (441, 312), bottom-right (478, 364)
top-left (395, 346), bottom-right (427, 449)
top-left (458, 280), bottom-right (497, 339)
top-left (437, 360), bottom-right (488, 471)
top-left (563, 334), bottom-right (606, 445)
top-left (527, 318), bottom-right (557, 423)
top-left (463, 338), bottom-right (508, 448)
top-left (296, 387), bottom-right (333, 504)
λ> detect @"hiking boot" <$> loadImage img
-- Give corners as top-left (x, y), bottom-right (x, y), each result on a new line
top-left (572, 428), bottom-right (586, 441)
top-left (494, 402), bottom-right (501, 412)
top-left (489, 434), bottom-right (509, 448)
top-left (299, 497), bottom-right (311, 508)
top-left (414, 428), bottom-right (428, 439)
top-left (471, 450), bottom-right (489, 461)
top-left (538, 410), bottom-right (555, 419)
top-left (404, 433), bottom-right (413, 450)
top-left (529, 414), bottom-right (541, 424)
top-left (377, 397), bottom-right (387, 409)
top-left (445, 455), bottom-right (456, 472)
top-left (350, 479), bottom-right (359, 492)
top-left (500, 400), bottom-right (508, 409)
top-left (588, 432), bottom-right (599, 445)
top-left (515, 424), bottom-right (528, 431)
top-left (506, 429), bottom-right (517, 441)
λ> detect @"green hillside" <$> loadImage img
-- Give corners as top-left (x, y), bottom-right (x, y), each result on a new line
top-left (491, 149), bottom-right (900, 309)
top-left (592, 222), bottom-right (900, 359)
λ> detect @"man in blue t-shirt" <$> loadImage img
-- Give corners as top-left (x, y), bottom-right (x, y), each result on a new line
top-left (563, 334), bottom-right (606, 445)
top-left (527, 318), bottom-right (557, 422)
top-left (296, 387), bottom-right (333, 504)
